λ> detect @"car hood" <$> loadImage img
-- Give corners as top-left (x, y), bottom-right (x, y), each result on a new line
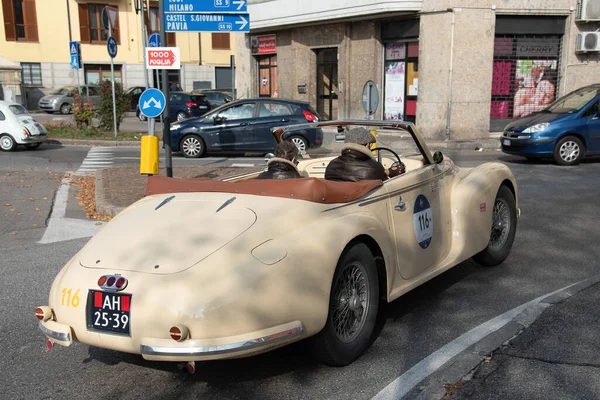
top-left (78, 195), bottom-right (257, 274)
top-left (504, 112), bottom-right (570, 132)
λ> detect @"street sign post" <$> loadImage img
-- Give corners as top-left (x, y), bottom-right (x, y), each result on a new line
top-left (69, 41), bottom-right (81, 105)
top-left (164, 13), bottom-right (249, 32)
top-left (146, 47), bottom-right (181, 69)
top-left (107, 36), bottom-right (118, 58)
top-left (164, 0), bottom-right (247, 13)
top-left (138, 88), bottom-right (166, 119)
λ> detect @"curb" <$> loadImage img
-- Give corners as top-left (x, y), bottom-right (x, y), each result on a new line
top-left (94, 170), bottom-right (124, 217)
top-left (47, 138), bottom-right (142, 147)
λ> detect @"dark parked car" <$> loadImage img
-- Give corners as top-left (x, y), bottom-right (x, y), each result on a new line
top-left (169, 98), bottom-right (322, 158)
top-left (137, 92), bottom-right (212, 122)
top-left (501, 84), bottom-right (600, 165)
top-left (125, 86), bottom-right (145, 111)
top-left (191, 89), bottom-right (234, 107)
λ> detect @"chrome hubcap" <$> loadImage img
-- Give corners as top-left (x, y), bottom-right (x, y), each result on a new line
top-left (182, 138), bottom-right (201, 156)
top-left (177, 113), bottom-right (187, 121)
top-left (291, 137), bottom-right (306, 152)
top-left (1, 136), bottom-right (13, 150)
top-left (559, 141), bottom-right (580, 162)
top-left (489, 198), bottom-right (510, 251)
top-left (331, 262), bottom-right (369, 343)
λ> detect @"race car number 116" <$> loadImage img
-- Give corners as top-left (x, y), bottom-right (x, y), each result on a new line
top-left (87, 290), bottom-right (132, 336)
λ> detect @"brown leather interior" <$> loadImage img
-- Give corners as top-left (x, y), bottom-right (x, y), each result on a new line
top-left (145, 176), bottom-right (383, 204)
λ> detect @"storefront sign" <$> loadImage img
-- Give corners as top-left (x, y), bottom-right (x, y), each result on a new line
top-left (251, 34), bottom-right (277, 55)
top-left (385, 43), bottom-right (406, 60)
top-left (515, 39), bottom-right (560, 57)
top-left (384, 61), bottom-right (405, 120)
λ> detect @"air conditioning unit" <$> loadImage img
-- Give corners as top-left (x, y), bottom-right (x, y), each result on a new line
top-left (576, 32), bottom-right (600, 52)
top-left (577, 0), bottom-right (600, 22)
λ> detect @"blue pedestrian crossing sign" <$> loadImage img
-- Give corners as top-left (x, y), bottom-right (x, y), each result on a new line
top-left (69, 41), bottom-right (81, 70)
top-left (139, 88), bottom-right (166, 118)
top-left (107, 36), bottom-right (118, 58)
top-left (70, 55), bottom-right (80, 69)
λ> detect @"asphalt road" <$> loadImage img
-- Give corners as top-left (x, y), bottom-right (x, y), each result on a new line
top-left (1, 148), bottom-right (600, 399)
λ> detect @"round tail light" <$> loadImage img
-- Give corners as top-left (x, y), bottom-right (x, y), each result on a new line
top-left (98, 276), bottom-right (107, 286)
top-left (169, 325), bottom-right (189, 342)
top-left (115, 277), bottom-right (126, 289)
top-left (106, 276), bottom-right (116, 287)
top-left (35, 306), bottom-right (53, 322)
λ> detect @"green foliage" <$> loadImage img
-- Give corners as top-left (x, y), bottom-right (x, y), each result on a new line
top-left (97, 80), bottom-right (130, 132)
top-left (72, 90), bottom-right (95, 129)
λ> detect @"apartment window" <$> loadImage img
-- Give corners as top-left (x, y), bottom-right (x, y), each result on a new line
top-left (1, 0), bottom-right (39, 42)
top-left (78, 3), bottom-right (120, 44)
top-left (85, 64), bottom-right (122, 85)
top-left (147, 3), bottom-right (175, 46)
top-left (212, 33), bottom-right (230, 50)
top-left (22, 62), bottom-right (42, 86)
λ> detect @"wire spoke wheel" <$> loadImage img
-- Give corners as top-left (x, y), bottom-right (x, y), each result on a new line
top-left (330, 261), bottom-right (370, 343)
top-left (489, 198), bottom-right (510, 252)
top-left (559, 141), bottom-right (580, 163)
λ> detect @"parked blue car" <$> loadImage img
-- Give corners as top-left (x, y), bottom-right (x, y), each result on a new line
top-left (169, 98), bottom-right (323, 158)
top-left (501, 84), bottom-right (600, 165)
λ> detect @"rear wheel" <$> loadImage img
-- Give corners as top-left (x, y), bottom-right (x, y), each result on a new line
top-left (0, 134), bottom-right (16, 151)
top-left (473, 185), bottom-right (517, 266)
top-left (553, 136), bottom-right (584, 166)
top-left (290, 136), bottom-right (308, 152)
top-left (180, 135), bottom-right (205, 158)
top-left (176, 112), bottom-right (187, 121)
top-left (313, 243), bottom-right (379, 366)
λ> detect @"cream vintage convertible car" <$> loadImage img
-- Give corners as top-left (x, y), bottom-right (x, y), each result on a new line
top-left (36, 121), bottom-right (519, 374)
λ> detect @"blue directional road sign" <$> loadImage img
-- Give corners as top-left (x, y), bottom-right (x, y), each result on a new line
top-left (107, 36), bottom-right (118, 58)
top-left (148, 32), bottom-right (161, 48)
top-left (139, 88), bottom-right (166, 118)
top-left (69, 41), bottom-right (80, 70)
top-left (164, 0), bottom-right (247, 13)
top-left (165, 13), bottom-right (249, 32)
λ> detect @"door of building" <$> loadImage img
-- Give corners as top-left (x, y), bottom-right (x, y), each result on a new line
top-left (316, 48), bottom-right (338, 120)
top-left (258, 55), bottom-right (277, 98)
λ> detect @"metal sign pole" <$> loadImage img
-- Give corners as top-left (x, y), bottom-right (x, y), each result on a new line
top-left (159, 0), bottom-right (172, 177)
top-left (108, 23), bottom-right (118, 137)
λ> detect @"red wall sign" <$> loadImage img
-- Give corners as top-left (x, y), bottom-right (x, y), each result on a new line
top-left (251, 34), bottom-right (277, 55)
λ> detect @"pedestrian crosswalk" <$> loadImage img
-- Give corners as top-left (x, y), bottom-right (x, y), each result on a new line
top-left (76, 147), bottom-right (115, 174)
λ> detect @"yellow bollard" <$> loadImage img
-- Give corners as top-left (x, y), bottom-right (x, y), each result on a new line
top-left (140, 135), bottom-right (159, 175)
top-left (370, 129), bottom-right (378, 155)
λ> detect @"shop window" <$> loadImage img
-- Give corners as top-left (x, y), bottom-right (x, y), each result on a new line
top-left (1, 0), bottom-right (38, 42)
top-left (21, 62), bottom-right (42, 86)
top-left (78, 3), bottom-right (120, 44)
top-left (383, 41), bottom-right (418, 123)
top-left (84, 64), bottom-right (122, 85)
top-left (212, 33), bottom-right (230, 50)
top-left (148, 3), bottom-right (175, 46)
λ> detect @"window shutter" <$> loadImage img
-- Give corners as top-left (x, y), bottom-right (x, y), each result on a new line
top-left (22, 0), bottom-right (38, 42)
top-left (2, 0), bottom-right (16, 41)
top-left (78, 3), bottom-right (90, 43)
top-left (167, 32), bottom-right (175, 46)
top-left (212, 33), bottom-right (229, 49)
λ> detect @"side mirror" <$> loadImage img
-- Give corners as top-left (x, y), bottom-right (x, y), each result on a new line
top-left (224, 98), bottom-right (232, 103)
top-left (264, 153), bottom-right (274, 164)
top-left (213, 116), bottom-right (224, 124)
top-left (433, 151), bottom-right (444, 164)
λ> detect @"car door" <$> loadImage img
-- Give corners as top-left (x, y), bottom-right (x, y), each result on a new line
top-left (203, 102), bottom-right (256, 151)
top-left (249, 101), bottom-right (297, 150)
top-left (581, 99), bottom-right (600, 153)
top-left (168, 93), bottom-right (184, 121)
top-left (385, 162), bottom-right (453, 280)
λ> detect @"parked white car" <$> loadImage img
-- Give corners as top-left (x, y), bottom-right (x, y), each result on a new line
top-left (0, 101), bottom-right (47, 152)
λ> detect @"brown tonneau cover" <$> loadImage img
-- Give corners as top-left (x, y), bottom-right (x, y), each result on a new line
top-left (145, 176), bottom-right (383, 204)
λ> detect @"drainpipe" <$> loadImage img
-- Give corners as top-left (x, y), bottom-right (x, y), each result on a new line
top-left (445, 8), bottom-right (456, 140)
top-left (66, 0), bottom-right (72, 41)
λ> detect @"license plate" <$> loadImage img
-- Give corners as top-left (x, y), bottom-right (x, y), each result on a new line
top-left (199, 105), bottom-right (207, 109)
top-left (503, 139), bottom-right (511, 146)
top-left (87, 290), bottom-right (131, 335)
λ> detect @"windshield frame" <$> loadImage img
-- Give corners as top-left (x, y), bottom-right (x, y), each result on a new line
top-left (9, 104), bottom-right (29, 116)
top-left (51, 86), bottom-right (76, 96)
top-left (545, 86), bottom-right (600, 114)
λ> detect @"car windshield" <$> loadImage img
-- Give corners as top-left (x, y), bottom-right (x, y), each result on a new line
top-left (9, 104), bottom-right (29, 115)
top-left (546, 87), bottom-right (600, 114)
top-left (51, 87), bottom-right (75, 95)
top-left (189, 95), bottom-right (206, 103)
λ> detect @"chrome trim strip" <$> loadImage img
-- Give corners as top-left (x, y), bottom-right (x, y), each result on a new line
top-left (140, 323), bottom-right (304, 357)
top-left (39, 321), bottom-right (70, 342)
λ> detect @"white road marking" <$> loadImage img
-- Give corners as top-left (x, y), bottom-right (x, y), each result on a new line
top-left (38, 176), bottom-right (103, 244)
top-left (371, 279), bottom-right (593, 400)
top-left (231, 163), bottom-right (256, 167)
top-left (76, 147), bottom-right (114, 174)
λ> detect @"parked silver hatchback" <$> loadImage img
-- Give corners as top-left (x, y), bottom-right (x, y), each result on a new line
top-left (38, 85), bottom-right (100, 114)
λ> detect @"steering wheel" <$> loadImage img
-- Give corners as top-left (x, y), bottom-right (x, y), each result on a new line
top-left (372, 147), bottom-right (402, 167)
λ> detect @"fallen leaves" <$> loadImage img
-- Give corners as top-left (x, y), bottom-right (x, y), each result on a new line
top-left (4, 203), bottom-right (10, 206)
top-left (71, 176), bottom-right (112, 221)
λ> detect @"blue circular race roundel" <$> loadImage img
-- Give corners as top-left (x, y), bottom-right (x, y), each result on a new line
top-left (413, 194), bottom-right (433, 249)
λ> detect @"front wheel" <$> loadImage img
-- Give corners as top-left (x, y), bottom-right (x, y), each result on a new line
top-left (473, 185), bottom-right (517, 267)
top-left (0, 134), bottom-right (16, 151)
top-left (553, 136), bottom-right (584, 166)
top-left (312, 242), bottom-right (379, 366)
top-left (180, 135), bottom-right (205, 158)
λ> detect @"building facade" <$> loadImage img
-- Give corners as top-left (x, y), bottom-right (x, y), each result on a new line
top-left (236, 0), bottom-right (600, 139)
top-left (0, 0), bottom-right (237, 109)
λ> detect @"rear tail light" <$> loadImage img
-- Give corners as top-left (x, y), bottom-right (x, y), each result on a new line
top-left (35, 306), bottom-right (53, 322)
top-left (98, 275), bottom-right (128, 291)
top-left (169, 325), bottom-right (189, 342)
top-left (185, 102), bottom-right (198, 107)
top-left (302, 109), bottom-right (318, 122)
top-left (23, 129), bottom-right (30, 137)
top-left (97, 276), bottom-right (107, 286)
top-left (106, 276), bottom-right (116, 287)
top-left (115, 277), bottom-right (126, 290)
